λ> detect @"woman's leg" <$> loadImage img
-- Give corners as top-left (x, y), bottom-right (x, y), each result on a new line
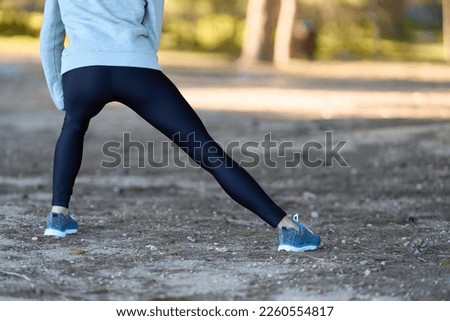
top-left (52, 67), bottom-right (111, 208)
top-left (112, 67), bottom-right (287, 227)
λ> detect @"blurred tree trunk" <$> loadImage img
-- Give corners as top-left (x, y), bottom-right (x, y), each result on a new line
top-left (368, 0), bottom-right (382, 56)
top-left (260, 0), bottom-right (280, 61)
top-left (389, 0), bottom-right (407, 39)
top-left (240, 0), bottom-right (267, 65)
top-left (273, 0), bottom-right (297, 66)
top-left (444, 0), bottom-right (450, 61)
top-left (373, 0), bottom-right (407, 39)
top-left (241, 0), bottom-right (298, 66)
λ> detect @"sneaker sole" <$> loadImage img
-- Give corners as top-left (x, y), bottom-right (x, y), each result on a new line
top-left (65, 229), bottom-right (78, 235)
top-left (44, 229), bottom-right (66, 238)
top-left (278, 244), bottom-right (319, 252)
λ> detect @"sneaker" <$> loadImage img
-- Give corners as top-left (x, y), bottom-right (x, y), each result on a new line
top-left (44, 211), bottom-right (79, 238)
top-left (64, 211), bottom-right (79, 235)
top-left (278, 214), bottom-right (320, 252)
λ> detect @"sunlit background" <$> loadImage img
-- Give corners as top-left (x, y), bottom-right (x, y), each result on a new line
top-left (1, 0), bottom-right (449, 62)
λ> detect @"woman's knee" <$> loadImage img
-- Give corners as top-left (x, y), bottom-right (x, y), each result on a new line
top-left (61, 113), bottom-right (91, 134)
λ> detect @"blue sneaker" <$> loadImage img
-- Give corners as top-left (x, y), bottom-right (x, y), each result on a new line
top-left (44, 211), bottom-right (79, 238)
top-left (278, 214), bottom-right (320, 252)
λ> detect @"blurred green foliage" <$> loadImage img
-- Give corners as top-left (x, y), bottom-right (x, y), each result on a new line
top-left (0, 0), bottom-right (444, 61)
top-left (0, 0), bottom-right (42, 36)
top-left (299, 0), bottom-right (443, 60)
top-left (162, 0), bottom-right (246, 53)
top-left (0, 9), bottom-right (41, 37)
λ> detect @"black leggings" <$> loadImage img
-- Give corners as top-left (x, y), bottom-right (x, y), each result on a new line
top-left (53, 66), bottom-right (286, 227)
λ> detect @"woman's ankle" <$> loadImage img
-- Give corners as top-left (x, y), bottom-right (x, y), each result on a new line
top-left (277, 215), bottom-right (299, 231)
top-left (51, 206), bottom-right (68, 214)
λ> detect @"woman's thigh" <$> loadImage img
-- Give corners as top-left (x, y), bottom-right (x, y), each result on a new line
top-left (62, 66), bottom-right (112, 128)
top-left (113, 68), bottom-right (213, 146)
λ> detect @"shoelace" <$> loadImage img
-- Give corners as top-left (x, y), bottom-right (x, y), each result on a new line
top-left (293, 213), bottom-right (315, 235)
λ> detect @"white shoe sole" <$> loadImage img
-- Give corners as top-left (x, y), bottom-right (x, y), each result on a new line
top-left (44, 229), bottom-right (66, 238)
top-left (278, 244), bottom-right (319, 252)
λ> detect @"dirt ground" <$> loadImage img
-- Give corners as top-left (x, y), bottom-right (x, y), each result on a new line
top-left (0, 54), bottom-right (449, 300)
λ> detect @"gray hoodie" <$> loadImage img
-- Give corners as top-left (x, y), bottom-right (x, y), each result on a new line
top-left (40, 0), bottom-right (164, 110)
